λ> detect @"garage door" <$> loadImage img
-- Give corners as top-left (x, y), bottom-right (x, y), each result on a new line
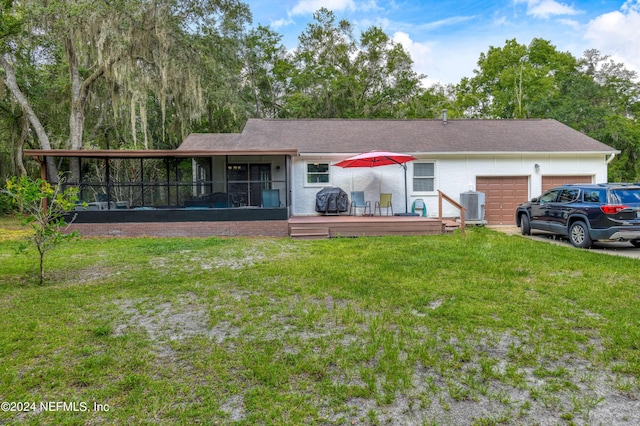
top-left (476, 176), bottom-right (529, 225)
top-left (542, 175), bottom-right (593, 192)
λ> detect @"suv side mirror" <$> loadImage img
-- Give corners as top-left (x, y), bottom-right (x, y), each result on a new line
top-left (531, 197), bottom-right (539, 203)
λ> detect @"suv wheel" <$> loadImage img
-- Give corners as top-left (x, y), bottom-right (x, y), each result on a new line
top-left (520, 215), bottom-right (531, 236)
top-left (569, 221), bottom-right (593, 248)
top-left (631, 240), bottom-right (640, 248)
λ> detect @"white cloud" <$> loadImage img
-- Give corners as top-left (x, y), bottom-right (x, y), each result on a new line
top-left (585, 1), bottom-right (640, 75)
top-left (623, 0), bottom-right (640, 14)
top-left (392, 31), bottom-right (462, 87)
top-left (290, 0), bottom-right (357, 16)
top-left (557, 18), bottom-right (581, 31)
top-left (271, 18), bottom-right (294, 29)
top-left (417, 15), bottom-right (478, 32)
top-left (515, 0), bottom-right (581, 19)
top-left (492, 14), bottom-right (508, 27)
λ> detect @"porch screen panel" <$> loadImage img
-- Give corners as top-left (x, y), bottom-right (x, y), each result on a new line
top-left (227, 164), bottom-right (272, 206)
top-left (250, 164), bottom-right (271, 207)
top-left (227, 164), bottom-right (249, 206)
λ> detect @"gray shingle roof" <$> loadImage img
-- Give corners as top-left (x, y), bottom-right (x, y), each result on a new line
top-left (178, 119), bottom-right (616, 154)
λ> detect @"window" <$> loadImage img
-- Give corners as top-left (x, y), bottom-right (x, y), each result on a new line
top-left (306, 163), bottom-right (330, 185)
top-left (558, 189), bottom-right (579, 203)
top-left (539, 189), bottom-right (560, 204)
top-left (413, 162), bottom-right (435, 192)
top-left (583, 190), bottom-right (604, 203)
top-left (612, 189), bottom-right (640, 204)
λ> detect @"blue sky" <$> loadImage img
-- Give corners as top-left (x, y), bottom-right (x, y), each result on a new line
top-left (243, 0), bottom-right (640, 86)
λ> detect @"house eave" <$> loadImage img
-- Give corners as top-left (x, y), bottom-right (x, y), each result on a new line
top-left (299, 150), bottom-right (620, 157)
top-left (23, 149), bottom-right (299, 158)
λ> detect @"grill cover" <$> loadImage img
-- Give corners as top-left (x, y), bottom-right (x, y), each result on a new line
top-left (315, 187), bottom-right (348, 214)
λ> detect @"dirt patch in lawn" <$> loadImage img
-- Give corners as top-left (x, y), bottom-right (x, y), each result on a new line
top-left (110, 292), bottom-right (640, 425)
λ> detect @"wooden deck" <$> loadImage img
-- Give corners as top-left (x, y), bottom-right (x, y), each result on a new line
top-left (289, 215), bottom-right (457, 239)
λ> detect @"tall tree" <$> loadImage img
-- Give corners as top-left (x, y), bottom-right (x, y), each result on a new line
top-left (464, 38), bottom-right (640, 181)
top-left (283, 8), bottom-right (356, 118)
top-left (242, 25), bottom-right (290, 119)
top-left (352, 26), bottom-right (423, 118)
top-left (279, 8), bottom-right (423, 118)
top-left (0, 0), bottom-right (250, 181)
top-left (575, 50), bottom-right (640, 181)
top-left (463, 38), bottom-right (577, 119)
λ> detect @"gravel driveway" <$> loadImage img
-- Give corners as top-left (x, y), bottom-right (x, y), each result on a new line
top-left (489, 225), bottom-right (640, 259)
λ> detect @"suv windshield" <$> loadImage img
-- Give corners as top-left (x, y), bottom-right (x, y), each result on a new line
top-left (610, 189), bottom-right (640, 204)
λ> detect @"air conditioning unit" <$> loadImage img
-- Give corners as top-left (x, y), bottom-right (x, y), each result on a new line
top-left (460, 191), bottom-right (485, 222)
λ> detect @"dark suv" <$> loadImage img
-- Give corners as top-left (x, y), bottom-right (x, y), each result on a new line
top-left (516, 183), bottom-right (640, 248)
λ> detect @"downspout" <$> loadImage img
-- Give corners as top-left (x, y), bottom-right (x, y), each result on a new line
top-left (605, 153), bottom-right (616, 164)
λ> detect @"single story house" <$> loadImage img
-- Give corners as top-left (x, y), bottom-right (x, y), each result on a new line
top-left (24, 118), bottom-right (617, 237)
top-left (179, 118), bottom-right (616, 223)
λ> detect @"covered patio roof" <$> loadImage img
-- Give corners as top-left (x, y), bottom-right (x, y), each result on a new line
top-left (23, 148), bottom-right (299, 158)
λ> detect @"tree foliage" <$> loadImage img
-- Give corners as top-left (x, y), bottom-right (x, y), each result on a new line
top-left (1, 3), bottom-right (640, 182)
top-left (243, 25), bottom-right (292, 119)
top-left (462, 38), bottom-right (578, 119)
top-left (460, 38), bottom-right (640, 181)
top-left (2, 175), bottom-right (81, 285)
top-left (268, 9), bottom-right (424, 119)
top-left (0, 0), bottom-right (250, 180)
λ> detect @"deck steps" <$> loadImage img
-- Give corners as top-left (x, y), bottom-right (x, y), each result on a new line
top-left (443, 219), bottom-right (461, 233)
top-left (289, 225), bottom-right (330, 239)
top-left (289, 216), bottom-right (446, 239)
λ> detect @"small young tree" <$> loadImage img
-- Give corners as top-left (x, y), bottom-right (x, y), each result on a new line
top-left (2, 176), bottom-right (82, 285)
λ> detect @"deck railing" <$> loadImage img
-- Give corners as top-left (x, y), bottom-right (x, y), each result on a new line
top-left (437, 190), bottom-right (466, 234)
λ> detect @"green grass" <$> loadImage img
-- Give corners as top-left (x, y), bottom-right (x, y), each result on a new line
top-left (1, 224), bottom-right (639, 425)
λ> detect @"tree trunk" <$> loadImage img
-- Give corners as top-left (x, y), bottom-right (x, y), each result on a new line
top-left (39, 248), bottom-right (45, 286)
top-left (66, 37), bottom-right (84, 183)
top-left (0, 54), bottom-right (58, 180)
top-left (65, 37), bottom-right (110, 183)
top-left (13, 116), bottom-right (29, 177)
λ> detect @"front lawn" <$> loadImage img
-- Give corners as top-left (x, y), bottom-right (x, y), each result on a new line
top-left (0, 226), bottom-right (638, 425)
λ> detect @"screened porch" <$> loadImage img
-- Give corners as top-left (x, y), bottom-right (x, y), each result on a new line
top-left (23, 149), bottom-right (293, 223)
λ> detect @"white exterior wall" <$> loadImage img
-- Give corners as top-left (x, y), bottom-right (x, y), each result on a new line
top-left (291, 154), bottom-right (610, 217)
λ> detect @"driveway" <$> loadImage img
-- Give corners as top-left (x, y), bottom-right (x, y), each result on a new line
top-left (489, 225), bottom-right (640, 259)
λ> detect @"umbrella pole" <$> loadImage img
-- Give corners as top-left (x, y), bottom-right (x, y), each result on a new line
top-left (394, 163), bottom-right (419, 216)
top-left (404, 163), bottom-right (408, 213)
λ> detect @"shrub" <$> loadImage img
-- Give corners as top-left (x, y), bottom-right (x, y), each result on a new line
top-left (2, 175), bottom-right (83, 285)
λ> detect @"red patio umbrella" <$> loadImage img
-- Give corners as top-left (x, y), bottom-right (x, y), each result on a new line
top-left (334, 151), bottom-right (418, 215)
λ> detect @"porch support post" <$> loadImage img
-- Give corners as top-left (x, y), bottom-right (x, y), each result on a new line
top-left (105, 157), bottom-right (111, 209)
top-left (140, 158), bottom-right (145, 207)
top-left (79, 157), bottom-right (84, 201)
top-left (174, 158), bottom-right (179, 206)
top-left (225, 155), bottom-right (229, 196)
top-left (34, 155), bottom-right (48, 213)
top-left (286, 155), bottom-right (291, 214)
top-left (210, 156), bottom-right (214, 195)
top-left (165, 158), bottom-right (171, 207)
top-left (35, 155), bottom-right (47, 182)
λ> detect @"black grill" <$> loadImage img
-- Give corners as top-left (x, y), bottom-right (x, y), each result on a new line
top-left (315, 187), bottom-right (348, 214)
